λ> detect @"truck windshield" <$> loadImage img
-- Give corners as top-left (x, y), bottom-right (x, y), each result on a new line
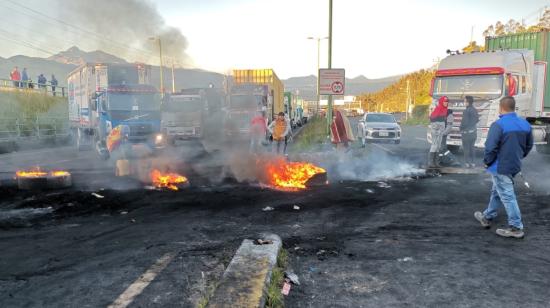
top-left (433, 74), bottom-right (503, 99)
top-left (164, 97), bottom-right (203, 112)
top-left (108, 93), bottom-right (161, 111)
top-left (366, 114), bottom-right (395, 123)
top-left (230, 95), bottom-right (265, 109)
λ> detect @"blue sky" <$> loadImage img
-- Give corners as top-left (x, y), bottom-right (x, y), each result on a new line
top-left (0, 0), bottom-right (548, 79)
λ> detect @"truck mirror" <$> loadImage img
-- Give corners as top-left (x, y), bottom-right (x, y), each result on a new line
top-left (507, 74), bottom-right (517, 96)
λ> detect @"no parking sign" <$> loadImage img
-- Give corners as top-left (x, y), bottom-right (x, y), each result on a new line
top-left (319, 69), bottom-right (345, 95)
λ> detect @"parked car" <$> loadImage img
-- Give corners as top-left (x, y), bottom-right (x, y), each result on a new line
top-left (357, 112), bottom-right (401, 146)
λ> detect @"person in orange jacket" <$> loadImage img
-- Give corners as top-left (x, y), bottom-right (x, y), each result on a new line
top-left (268, 112), bottom-right (291, 154)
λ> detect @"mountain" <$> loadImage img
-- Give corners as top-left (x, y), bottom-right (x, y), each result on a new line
top-left (48, 46), bottom-right (127, 66)
top-left (282, 74), bottom-right (402, 100)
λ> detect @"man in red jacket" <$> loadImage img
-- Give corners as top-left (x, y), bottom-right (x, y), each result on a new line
top-left (249, 111), bottom-right (267, 153)
top-left (10, 67), bottom-right (21, 88)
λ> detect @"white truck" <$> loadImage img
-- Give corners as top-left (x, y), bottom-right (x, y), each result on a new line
top-left (429, 32), bottom-right (550, 154)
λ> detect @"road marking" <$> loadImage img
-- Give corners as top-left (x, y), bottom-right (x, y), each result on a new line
top-left (108, 252), bottom-right (176, 308)
top-left (415, 137), bottom-right (428, 142)
top-left (372, 143), bottom-right (395, 154)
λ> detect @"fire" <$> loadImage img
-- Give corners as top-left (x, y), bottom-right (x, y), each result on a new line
top-left (263, 158), bottom-right (326, 190)
top-left (150, 169), bottom-right (188, 191)
top-left (51, 171), bottom-right (71, 177)
top-left (15, 169), bottom-right (70, 178)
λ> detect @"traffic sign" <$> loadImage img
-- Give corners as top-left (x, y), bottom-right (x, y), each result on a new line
top-left (319, 68), bottom-right (345, 95)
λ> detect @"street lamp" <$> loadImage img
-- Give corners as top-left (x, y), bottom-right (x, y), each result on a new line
top-left (307, 36), bottom-right (329, 115)
top-left (148, 37), bottom-right (164, 96)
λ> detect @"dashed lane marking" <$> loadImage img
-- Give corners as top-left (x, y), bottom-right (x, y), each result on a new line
top-left (108, 252), bottom-right (176, 308)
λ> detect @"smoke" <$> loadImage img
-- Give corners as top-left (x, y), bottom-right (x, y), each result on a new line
top-left (56, 0), bottom-right (191, 65)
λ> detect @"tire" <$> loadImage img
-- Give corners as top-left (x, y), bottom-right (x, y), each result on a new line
top-left (536, 144), bottom-right (550, 155)
top-left (447, 144), bottom-right (460, 154)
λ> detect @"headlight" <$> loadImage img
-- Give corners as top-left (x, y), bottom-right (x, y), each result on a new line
top-left (155, 134), bottom-right (163, 144)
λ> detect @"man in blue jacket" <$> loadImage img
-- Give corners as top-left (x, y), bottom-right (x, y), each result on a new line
top-left (474, 96), bottom-right (533, 238)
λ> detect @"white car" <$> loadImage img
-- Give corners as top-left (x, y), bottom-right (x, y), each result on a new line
top-left (357, 112), bottom-right (402, 146)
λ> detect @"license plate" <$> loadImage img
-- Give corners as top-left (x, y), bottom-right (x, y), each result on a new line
top-left (379, 131), bottom-right (389, 137)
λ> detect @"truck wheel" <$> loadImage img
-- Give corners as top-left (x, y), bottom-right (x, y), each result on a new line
top-left (536, 144), bottom-right (550, 155)
top-left (76, 128), bottom-right (91, 151)
top-left (447, 145), bottom-right (460, 154)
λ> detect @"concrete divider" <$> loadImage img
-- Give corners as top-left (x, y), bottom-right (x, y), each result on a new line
top-left (207, 233), bottom-right (282, 308)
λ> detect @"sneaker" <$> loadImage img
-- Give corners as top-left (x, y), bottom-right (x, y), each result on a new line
top-left (474, 211), bottom-right (491, 228)
top-left (496, 227), bottom-right (524, 239)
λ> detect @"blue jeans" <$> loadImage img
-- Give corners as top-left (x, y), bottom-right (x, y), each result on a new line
top-left (483, 174), bottom-right (523, 229)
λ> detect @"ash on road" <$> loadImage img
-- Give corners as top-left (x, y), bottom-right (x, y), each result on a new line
top-left (1, 126), bottom-right (549, 308)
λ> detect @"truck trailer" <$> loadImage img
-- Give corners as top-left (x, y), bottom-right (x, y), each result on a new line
top-left (67, 63), bottom-right (164, 158)
top-left (429, 30), bottom-right (550, 154)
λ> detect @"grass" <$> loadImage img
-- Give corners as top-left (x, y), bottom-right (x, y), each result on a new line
top-left (402, 117), bottom-right (430, 126)
top-left (265, 248), bottom-right (289, 308)
top-left (291, 116), bottom-right (329, 152)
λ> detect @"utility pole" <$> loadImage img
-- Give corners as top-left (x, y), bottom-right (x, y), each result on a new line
top-left (171, 61), bottom-right (176, 93)
top-left (149, 37), bottom-right (165, 97)
top-left (405, 79), bottom-right (411, 120)
top-left (307, 36), bottom-right (328, 115)
top-left (327, 0), bottom-right (333, 134)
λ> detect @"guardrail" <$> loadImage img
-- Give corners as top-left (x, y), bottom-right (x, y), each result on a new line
top-left (0, 78), bottom-right (66, 97)
top-left (0, 117), bottom-right (70, 141)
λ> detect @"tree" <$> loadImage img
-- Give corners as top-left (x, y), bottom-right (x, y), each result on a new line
top-left (462, 41), bottom-right (484, 53)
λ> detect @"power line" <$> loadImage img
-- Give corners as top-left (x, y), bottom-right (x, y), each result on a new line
top-left (0, 33), bottom-right (57, 56)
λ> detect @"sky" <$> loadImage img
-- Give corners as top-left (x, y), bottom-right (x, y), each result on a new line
top-left (0, 0), bottom-right (548, 79)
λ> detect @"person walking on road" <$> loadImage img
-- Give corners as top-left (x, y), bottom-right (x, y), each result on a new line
top-left (21, 68), bottom-right (29, 88)
top-left (10, 67), bottom-right (20, 88)
top-left (428, 96), bottom-right (449, 167)
top-left (460, 95), bottom-right (479, 168)
top-left (250, 111), bottom-right (267, 153)
top-left (51, 74), bottom-right (58, 95)
top-left (474, 96), bottom-right (533, 239)
top-left (268, 112), bottom-right (290, 154)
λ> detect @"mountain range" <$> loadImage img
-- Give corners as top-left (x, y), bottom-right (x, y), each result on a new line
top-left (0, 47), bottom-right (400, 97)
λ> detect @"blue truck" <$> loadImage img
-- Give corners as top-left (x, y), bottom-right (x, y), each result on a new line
top-left (67, 63), bottom-right (164, 159)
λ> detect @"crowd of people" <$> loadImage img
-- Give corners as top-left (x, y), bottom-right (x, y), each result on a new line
top-left (9, 66), bottom-right (59, 95)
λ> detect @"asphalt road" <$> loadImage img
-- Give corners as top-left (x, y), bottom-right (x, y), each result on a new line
top-left (1, 125), bottom-right (550, 307)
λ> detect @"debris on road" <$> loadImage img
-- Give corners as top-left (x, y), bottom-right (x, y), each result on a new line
top-left (284, 270), bottom-right (300, 285)
top-left (281, 280), bottom-right (292, 295)
top-left (91, 192), bottom-right (104, 199)
top-left (293, 205), bottom-right (300, 210)
top-left (377, 182), bottom-right (391, 188)
top-left (120, 211), bottom-right (128, 215)
top-left (398, 257), bottom-right (414, 262)
top-left (254, 238), bottom-right (273, 245)
top-left (262, 206), bottom-right (274, 211)
top-left (366, 189), bottom-right (375, 194)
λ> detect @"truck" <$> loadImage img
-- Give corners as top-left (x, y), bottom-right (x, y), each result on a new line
top-left (67, 63), bottom-right (164, 158)
top-left (429, 30), bottom-right (550, 154)
top-left (226, 69), bottom-right (284, 137)
top-left (161, 88), bottom-right (224, 143)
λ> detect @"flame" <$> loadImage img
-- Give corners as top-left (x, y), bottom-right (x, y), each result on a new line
top-left (106, 125), bottom-right (123, 152)
top-left (150, 169), bottom-right (188, 191)
top-left (16, 169), bottom-right (71, 178)
top-left (263, 158), bottom-right (325, 190)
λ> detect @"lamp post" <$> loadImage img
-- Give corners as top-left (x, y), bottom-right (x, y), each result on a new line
top-left (327, 0), bottom-right (333, 133)
top-left (149, 37), bottom-right (164, 96)
top-left (307, 36), bottom-right (328, 115)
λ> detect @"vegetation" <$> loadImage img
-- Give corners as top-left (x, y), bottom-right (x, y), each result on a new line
top-left (291, 116), bottom-right (328, 152)
top-left (356, 69), bottom-right (434, 113)
top-left (265, 248), bottom-right (288, 308)
top-left (0, 90), bottom-right (67, 119)
top-left (482, 9), bottom-right (550, 37)
top-left (402, 105), bottom-right (430, 125)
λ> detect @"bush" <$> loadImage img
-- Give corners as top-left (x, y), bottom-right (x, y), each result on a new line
top-left (291, 116), bottom-right (328, 152)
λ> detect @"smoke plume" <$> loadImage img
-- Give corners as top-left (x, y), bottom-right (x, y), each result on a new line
top-left (56, 0), bottom-right (191, 65)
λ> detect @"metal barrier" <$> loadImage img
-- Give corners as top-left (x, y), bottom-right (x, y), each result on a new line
top-left (0, 78), bottom-right (66, 97)
top-left (0, 117), bottom-right (70, 141)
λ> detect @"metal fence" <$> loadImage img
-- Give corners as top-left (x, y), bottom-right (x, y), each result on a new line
top-left (0, 117), bottom-right (70, 141)
top-left (0, 78), bottom-right (66, 97)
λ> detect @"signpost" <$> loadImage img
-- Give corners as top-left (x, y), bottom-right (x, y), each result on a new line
top-left (319, 68), bottom-right (345, 95)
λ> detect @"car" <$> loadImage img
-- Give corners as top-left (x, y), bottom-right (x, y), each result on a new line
top-left (357, 112), bottom-right (401, 146)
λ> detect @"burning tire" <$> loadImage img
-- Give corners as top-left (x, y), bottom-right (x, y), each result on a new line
top-left (16, 170), bottom-right (72, 190)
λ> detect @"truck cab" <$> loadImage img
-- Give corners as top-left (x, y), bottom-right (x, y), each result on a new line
top-left (161, 90), bottom-right (206, 143)
top-left (226, 84), bottom-right (270, 137)
top-left (430, 49), bottom-right (548, 151)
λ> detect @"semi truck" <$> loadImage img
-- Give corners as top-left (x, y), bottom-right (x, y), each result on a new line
top-left (430, 30), bottom-right (550, 154)
top-left (67, 63), bottom-right (164, 158)
top-left (161, 88), bottom-right (224, 143)
top-left (226, 69), bottom-right (284, 137)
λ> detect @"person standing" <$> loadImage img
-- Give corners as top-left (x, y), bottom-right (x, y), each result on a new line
top-left (249, 111), bottom-right (267, 153)
top-left (21, 68), bottom-right (29, 88)
top-left (37, 74), bottom-right (47, 89)
top-left (428, 96), bottom-right (449, 167)
top-left (10, 67), bottom-right (20, 88)
top-left (474, 96), bottom-right (533, 238)
top-left (460, 95), bottom-right (479, 168)
top-left (51, 74), bottom-right (58, 95)
top-left (268, 112), bottom-right (290, 154)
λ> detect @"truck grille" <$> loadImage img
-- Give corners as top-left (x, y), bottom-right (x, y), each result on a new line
top-left (128, 124), bottom-right (153, 137)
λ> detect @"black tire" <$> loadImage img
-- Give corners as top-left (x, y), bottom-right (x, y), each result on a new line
top-left (447, 145), bottom-right (460, 154)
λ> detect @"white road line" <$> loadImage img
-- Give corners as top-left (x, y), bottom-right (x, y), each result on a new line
top-left (372, 143), bottom-right (395, 154)
top-left (415, 137), bottom-right (428, 142)
top-left (108, 252), bottom-right (176, 308)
